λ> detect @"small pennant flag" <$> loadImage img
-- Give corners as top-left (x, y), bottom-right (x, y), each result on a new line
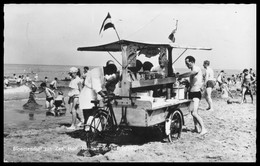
top-left (168, 20), bottom-right (178, 43)
top-left (99, 12), bottom-right (115, 34)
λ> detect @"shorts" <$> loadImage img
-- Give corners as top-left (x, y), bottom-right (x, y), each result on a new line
top-left (206, 80), bottom-right (216, 88)
top-left (54, 100), bottom-right (62, 107)
top-left (46, 97), bottom-right (54, 102)
top-left (68, 96), bottom-right (79, 105)
top-left (188, 91), bottom-right (202, 100)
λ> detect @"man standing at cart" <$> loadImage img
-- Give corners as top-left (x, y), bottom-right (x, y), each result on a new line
top-left (79, 61), bottom-right (118, 130)
top-left (178, 56), bottom-right (208, 135)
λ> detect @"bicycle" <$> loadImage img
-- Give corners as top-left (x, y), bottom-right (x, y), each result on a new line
top-left (83, 95), bottom-right (121, 148)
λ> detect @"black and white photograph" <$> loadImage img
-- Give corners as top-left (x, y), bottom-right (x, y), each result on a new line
top-left (3, 4), bottom-right (256, 162)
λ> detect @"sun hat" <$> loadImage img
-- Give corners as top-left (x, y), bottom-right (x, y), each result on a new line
top-left (69, 67), bottom-right (78, 73)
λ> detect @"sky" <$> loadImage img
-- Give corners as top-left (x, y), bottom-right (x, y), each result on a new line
top-left (4, 4), bottom-right (256, 70)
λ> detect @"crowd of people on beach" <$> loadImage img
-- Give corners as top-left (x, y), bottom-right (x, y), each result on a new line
top-left (4, 56), bottom-right (257, 135)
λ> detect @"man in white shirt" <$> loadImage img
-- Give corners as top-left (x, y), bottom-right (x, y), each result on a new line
top-left (178, 56), bottom-right (207, 135)
top-left (80, 62), bottom-right (118, 130)
top-left (203, 60), bottom-right (216, 111)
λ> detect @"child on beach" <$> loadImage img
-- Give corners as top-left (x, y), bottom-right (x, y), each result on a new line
top-left (36, 82), bottom-right (56, 109)
top-left (67, 67), bottom-right (84, 130)
top-left (50, 91), bottom-right (66, 116)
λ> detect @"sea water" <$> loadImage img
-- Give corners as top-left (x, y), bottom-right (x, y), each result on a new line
top-left (4, 64), bottom-right (95, 125)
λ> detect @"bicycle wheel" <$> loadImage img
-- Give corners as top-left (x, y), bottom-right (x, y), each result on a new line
top-left (168, 109), bottom-right (183, 142)
top-left (90, 108), bottom-right (113, 136)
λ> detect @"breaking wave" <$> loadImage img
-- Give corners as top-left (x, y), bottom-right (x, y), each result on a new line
top-left (4, 85), bottom-right (31, 94)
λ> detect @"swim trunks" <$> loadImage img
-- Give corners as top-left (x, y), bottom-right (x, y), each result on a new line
top-left (188, 91), bottom-right (202, 100)
top-left (46, 97), bottom-right (54, 102)
top-left (68, 96), bottom-right (79, 104)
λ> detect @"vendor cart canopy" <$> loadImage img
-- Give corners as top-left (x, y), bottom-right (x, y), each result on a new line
top-left (77, 39), bottom-right (212, 52)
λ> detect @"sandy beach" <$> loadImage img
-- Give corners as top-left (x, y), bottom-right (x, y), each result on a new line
top-left (3, 89), bottom-right (256, 162)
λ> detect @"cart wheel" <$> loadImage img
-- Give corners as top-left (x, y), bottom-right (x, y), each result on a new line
top-left (168, 109), bottom-right (183, 142)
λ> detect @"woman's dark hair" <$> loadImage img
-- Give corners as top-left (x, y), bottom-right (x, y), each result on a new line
top-left (128, 60), bottom-right (143, 73)
top-left (243, 69), bottom-right (248, 73)
top-left (185, 56), bottom-right (196, 63)
top-left (105, 64), bottom-right (117, 75)
top-left (204, 60), bottom-right (210, 66)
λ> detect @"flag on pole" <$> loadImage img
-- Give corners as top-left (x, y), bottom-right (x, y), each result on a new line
top-left (99, 12), bottom-right (115, 34)
top-left (168, 20), bottom-right (178, 43)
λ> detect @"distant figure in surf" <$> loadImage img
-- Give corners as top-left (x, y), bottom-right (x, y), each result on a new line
top-left (23, 83), bottom-right (42, 110)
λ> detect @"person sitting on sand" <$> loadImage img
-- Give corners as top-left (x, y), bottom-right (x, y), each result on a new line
top-left (221, 82), bottom-right (234, 99)
top-left (240, 69), bottom-right (255, 104)
top-left (50, 91), bottom-right (66, 116)
top-left (36, 82), bottom-right (56, 109)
